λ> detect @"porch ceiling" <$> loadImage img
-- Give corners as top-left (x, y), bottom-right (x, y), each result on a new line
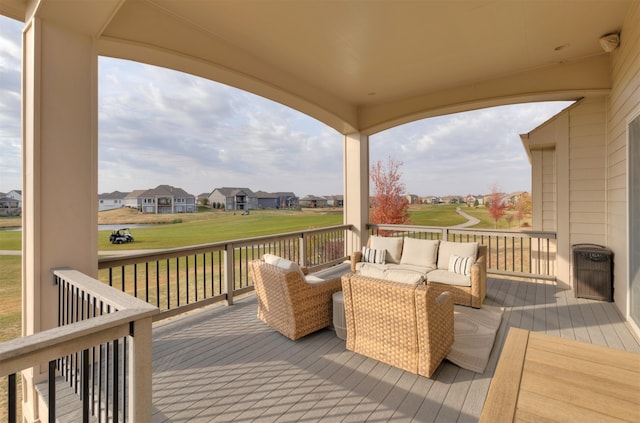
top-left (2, 0), bottom-right (631, 134)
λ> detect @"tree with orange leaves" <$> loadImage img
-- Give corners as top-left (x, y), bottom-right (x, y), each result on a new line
top-left (487, 183), bottom-right (506, 229)
top-left (370, 157), bottom-right (410, 225)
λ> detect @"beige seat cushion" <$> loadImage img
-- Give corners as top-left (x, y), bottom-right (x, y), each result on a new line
top-left (359, 265), bottom-right (424, 285)
top-left (426, 269), bottom-right (472, 287)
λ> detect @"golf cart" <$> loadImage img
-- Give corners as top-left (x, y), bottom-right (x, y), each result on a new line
top-left (110, 228), bottom-right (134, 244)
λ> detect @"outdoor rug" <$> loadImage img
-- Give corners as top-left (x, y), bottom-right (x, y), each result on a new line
top-left (446, 305), bottom-right (503, 374)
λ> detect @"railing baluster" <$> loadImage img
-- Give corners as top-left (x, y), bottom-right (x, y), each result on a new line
top-left (49, 360), bottom-right (56, 423)
top-left (112, 339), bottom-right (119, 422)
top-left (82, 349), bottom-right (89, 423)
top-left (8, 373), bottom-right (16, 423)
top-left (176, 256), bottom-right (181, 307)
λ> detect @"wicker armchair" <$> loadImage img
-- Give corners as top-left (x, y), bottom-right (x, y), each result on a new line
top-left (341, 273), bottom-right (454, 377)
top-left (249, 260), bottom-right (342, 340)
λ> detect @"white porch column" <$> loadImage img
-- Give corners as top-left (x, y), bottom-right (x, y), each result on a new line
top-left (343, 133), bottom-right (369, 255)
top-left (22, 16), bottom-right (98, 421)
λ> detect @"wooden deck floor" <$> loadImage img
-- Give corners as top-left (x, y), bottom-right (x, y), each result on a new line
top-left (150, 278), bottom-right (640, 422)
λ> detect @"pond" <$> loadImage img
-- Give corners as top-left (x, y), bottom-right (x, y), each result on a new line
top-left (1, 224), bottom-right (161, 232)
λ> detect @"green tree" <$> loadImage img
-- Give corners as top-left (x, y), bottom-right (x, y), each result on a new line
top-left (370, 157), bottom-right (410, 225)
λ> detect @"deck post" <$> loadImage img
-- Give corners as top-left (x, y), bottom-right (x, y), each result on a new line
top-left (128, 316), bottom-right (153, 422)
top-left (224, 243), bottom-right (235, 305)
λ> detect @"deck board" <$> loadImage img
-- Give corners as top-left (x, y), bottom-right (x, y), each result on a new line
top-left (141, 277), bottom-right (640, 422)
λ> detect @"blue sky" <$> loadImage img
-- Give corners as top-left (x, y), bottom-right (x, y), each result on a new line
top-left (0, 16), bottom-right (571, 198)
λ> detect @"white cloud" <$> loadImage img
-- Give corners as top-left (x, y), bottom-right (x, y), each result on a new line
top-left (1, 15), bottom-right (571, 199)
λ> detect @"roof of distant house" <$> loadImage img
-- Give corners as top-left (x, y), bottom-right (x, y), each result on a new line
top-left (213, 187), bottom-right (257, 197)
top-left (98, 190), bottom-right (129, 200)
top-left (141, 184), bottom-right (194, 197)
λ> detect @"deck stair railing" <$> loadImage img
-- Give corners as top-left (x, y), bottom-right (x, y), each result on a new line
top-left (98, 224), bottom-right (354, 321)
top-left (369, 224), bottom-right (557, 280)
top-left (0, 268), bottom-right (158, 423)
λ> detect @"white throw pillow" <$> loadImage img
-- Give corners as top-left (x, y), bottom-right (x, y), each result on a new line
top-left (437, 241), bottom-right (478, 270)
top-left (263, 254), bottom-right (304, 277)
top-left (449, 254), bottom-right (473, 276)
top-left (400, 237), bottom-right (439, 268)
top-left (369, 235), bottom-right (403, 264)
top-left (362, 246), bottom-right (386, 264)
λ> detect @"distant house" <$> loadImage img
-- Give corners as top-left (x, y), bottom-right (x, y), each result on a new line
top-left (255, 191), bottom-right (280, 209)
top-left (464, 194), bottom-right (484, 207)
top-left (7, 189), bottom-right (21, 204)
top-left (134, 185), bottom-right (196, 214)
top-left (124, 190), bottom-right (146, 209)
top-left (299, 195), bottom-right (328, 208)
top-left (325, 195), bottom-right (344, 207)
top-left (272, 192), bottom-right (299, 209)
top-left (196, 193), bottom-right (210, 206)
top-left (98, 191), bottom-right (129, 211)
top-left (507, 191), bottom-right (528, 206)
top-left (405, 194), bottom-right (419, 204)
top-left (209, 187), bottom-right (258, 211)
top-left (0, 196), bottom-right (20, 216)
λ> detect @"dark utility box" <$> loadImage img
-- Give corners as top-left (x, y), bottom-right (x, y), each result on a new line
top-left (572, 244), bottom-right (613, 301)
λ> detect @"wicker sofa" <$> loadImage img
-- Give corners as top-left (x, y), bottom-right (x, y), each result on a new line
top-left (248, 255), bottom-right (346, 340)
top-left (351, 236), bottom-right (487, 308)
top-left (341, 272), bottom-right (454, 377)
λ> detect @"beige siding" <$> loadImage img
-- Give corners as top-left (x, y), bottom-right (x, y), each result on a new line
top-left (541, 148), bottom-right (556, 231)
top-left (608, 0), bottom-right (640, 312)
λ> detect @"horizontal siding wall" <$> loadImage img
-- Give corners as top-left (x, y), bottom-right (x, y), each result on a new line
top-left (542, 148), bottom-right (556, 231)
top-left (569, 97), bottom-right (607, 247)
top-left (608, 0), bottom-right (640, 313)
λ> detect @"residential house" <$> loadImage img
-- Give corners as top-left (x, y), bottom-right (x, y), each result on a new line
top-left (123, 189), bottom-right (146, 210)
top-left (404, 194), bottom-right (419, 204)
top-left (255, 191), bottom-right (279, 209)
top-left (209, 187), bottom-right (258, 211)
top-left (5, 1), bottom-right (639, 421)
top-left (6, 189), bottom-right (21, 206)
top-left (137, 185), bottom-right (196, 214)
top-left (196, 193), bottom-right (210, 206)
top-left (299, 195), bottom-right (328, 208)
top-left (272, 192), bottom-right (298, 209)
top-left (0, 196), bottom-right (20, 216)
top-left (98, 190), bottom-right (129, 211)
top-left (325, 194), bottom-right (344, 207)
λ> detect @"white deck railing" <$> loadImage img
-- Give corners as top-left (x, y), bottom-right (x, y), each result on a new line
top-left (0, 269), bottom-right (158, 423)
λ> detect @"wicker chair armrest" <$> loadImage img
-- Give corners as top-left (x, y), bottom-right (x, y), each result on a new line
top-left (470, 246), bottom-right (487, 308)
top-left (350, 251), bottom-right (363, 272)
top-left (415, 286), bottom-right (454, 377)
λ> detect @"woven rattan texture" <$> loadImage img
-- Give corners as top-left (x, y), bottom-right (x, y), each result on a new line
top-left (249, 260), bottom-right (342, 340)
top-left (341, 273), bottom-right (454, 378)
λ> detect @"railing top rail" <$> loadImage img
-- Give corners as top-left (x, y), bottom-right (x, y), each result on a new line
top-left (0, 307), bottom-right (155, 377)
top-left (98, 224), bottom-right (353, 267)
top-left (53, 268), bottom-right (159, 312)
top-left (445, 227), bottom-right (557, 239)
top-left (367, 224), bottom-right (443, 232)
top-left (367, 223), bottom-right (556, 239)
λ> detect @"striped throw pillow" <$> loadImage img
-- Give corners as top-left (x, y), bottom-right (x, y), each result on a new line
top-left (449, 254), bottom-right (473, 276)
top-left (362, 246), bottom-right (386, 264)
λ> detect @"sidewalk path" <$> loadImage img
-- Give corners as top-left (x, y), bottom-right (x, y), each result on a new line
top-left (450, 207), bottom-right (480, 228)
